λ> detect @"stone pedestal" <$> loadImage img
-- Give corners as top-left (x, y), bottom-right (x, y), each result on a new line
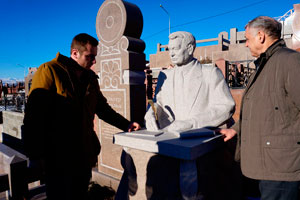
top-left (94, 0), bottom-right (146, 179)
top-left (113, 131), bottom-right (242, 200)
top-left (116, 148), bottom-right (155, 200)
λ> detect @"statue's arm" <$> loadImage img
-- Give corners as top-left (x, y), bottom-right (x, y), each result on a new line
top-left (145, 71), bottom-right (173, 130)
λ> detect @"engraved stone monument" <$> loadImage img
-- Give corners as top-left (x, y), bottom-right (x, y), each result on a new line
top-left (94, 0), bottom-right (146, 179)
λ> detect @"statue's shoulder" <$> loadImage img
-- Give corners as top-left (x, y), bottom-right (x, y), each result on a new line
top-left (200, 63), bottom-right (214, 71)
top-left (201, 64), bottom-right (222, 75)
top-left (198, 64), bottom-right (225, 83)
top-left (158, 68), bottom-right (173, 77)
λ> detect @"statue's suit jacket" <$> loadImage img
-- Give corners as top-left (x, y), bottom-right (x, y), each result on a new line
top-left (153, 59), bottom-right (235, 129)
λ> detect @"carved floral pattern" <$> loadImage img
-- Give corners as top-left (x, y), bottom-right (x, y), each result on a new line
top-left (101, 59), bottom-right (121, 89)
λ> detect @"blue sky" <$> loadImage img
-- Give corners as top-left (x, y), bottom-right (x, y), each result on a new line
top-left (0, 0), bottom-right (298, 80)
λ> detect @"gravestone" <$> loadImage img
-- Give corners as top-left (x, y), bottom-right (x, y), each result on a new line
top-left (2, 111), bottom-right (24, 139)
top-left (94, 0), bottom-right (146, 179)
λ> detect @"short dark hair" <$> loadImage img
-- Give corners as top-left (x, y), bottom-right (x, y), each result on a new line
top-left (70, 33), bottom-right (98, 54)
top-left (245, 16), bottom-right (282, 40)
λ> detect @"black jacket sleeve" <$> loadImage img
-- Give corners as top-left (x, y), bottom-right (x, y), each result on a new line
top-left (95, 90), bottom-right (130, 132)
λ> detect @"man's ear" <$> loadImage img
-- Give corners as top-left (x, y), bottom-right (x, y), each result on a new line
top-left (187, 44), bottom-right (194, 55)
top-left (71, 48), bottom-right (80, 60)
top-left (257, 31), bottom-right (265, 43)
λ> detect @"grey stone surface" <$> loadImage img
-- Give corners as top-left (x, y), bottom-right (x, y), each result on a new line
top-left (114, 148), bottom-right (156, 200)
top-left (0, 143), bottom-right (27, 175)
top-left (96, 0), bottom-right (143, 47)
top-left (2, 111), bottom-right (24, 139)
top-left (0, 144), bottom-right (27, 200)
top-left (91, 169), bottom-right (120, 191)
top-left (114, 132), bottom-right (241, 200)
top-left (0, 143), bottom-right (43, 199)
top-left (95, 0), bottom-right (146, 179)
top-left (114, 128), bottom-right (224, 199)
top-left (114, 130), bottom-right (223, 160)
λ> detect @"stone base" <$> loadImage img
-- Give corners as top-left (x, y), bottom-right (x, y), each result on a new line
top-left (0, 191), bottom-right (7, 200)
top-left (91, 169), bottom-right (120, 191)
top-left (115, 148), bottom-right (156, 200)
top-left (115, 142), bottom-right (244, 200)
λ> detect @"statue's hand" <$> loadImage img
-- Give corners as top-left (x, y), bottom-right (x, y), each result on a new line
top-left (144, 108), bottom-right (159, 131)
top-left (167, 120), bottom-right (193, 132)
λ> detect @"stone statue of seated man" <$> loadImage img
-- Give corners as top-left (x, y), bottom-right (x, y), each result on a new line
top-left (117, 32), bottom-right (241, 200)
top-left (145, 31), bottom-right (235, 132)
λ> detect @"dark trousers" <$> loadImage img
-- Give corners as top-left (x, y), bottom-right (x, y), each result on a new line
top-left (45, 166), bottom-right (91, 200)
top-left (259, 180), bottom-right (300, 200)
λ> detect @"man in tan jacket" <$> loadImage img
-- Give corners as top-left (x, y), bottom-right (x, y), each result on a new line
top-left (220, 16), bottom-right (300, 199)
top-left (23, 33), bottom-right (140, 200)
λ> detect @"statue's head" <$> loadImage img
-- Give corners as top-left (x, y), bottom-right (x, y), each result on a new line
top-left (168, 31), bottom-right (196, 66)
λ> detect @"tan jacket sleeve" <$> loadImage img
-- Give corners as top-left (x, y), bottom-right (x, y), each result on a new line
top-left (29, 64), bottom-right (54, 95)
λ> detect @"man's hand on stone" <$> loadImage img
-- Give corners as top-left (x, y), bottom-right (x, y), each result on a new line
top-left (218, 128), bottom-right (237, 142)
top-left (128, 122), bottom-right (141, 132)
top-left (166, 120), bottom-right (193, 132)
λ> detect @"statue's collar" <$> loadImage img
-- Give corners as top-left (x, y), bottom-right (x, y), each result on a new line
top-left (175, 58), bottom-right (197, 74)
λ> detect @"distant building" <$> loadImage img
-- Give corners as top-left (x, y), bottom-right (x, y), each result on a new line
top-left (0, 81), bottom-right (24, 98)
top-left (24, 67), bottom-right (38, 97)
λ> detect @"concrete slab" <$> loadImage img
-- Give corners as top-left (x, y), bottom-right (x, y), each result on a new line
top-left (0, 143), bottom-right (27, 175)
top-left (113, 129), bottom-right (224, 160)
top-left (2, 111), bottom-right (24, 139)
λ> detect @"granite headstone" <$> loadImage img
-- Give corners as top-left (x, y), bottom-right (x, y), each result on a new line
top-left (94, 0), bottom-right (146, 179)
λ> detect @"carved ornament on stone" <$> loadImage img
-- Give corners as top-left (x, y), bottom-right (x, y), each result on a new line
top-left (100, 58), bottom-right (122, 89)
